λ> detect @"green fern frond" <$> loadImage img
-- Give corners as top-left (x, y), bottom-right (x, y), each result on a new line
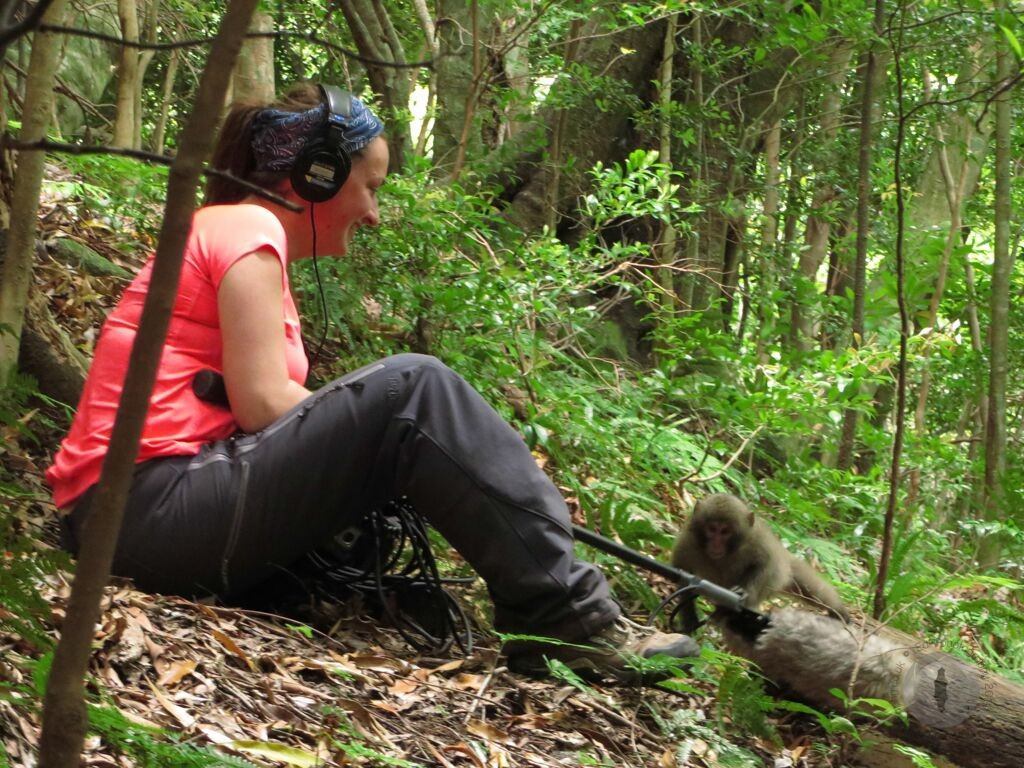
top-left (88, 705), bottom-right (260, 768)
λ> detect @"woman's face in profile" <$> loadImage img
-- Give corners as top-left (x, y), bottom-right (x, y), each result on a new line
top-left (313, 137), bottom-right (389, 257)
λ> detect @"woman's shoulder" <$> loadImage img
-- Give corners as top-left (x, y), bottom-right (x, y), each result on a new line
top-left (195, 203), bottom-right (285, 235)
top-left (185, 203), bottom-right (292, 291)
top-left (191, 204), bottom-right (288, 265)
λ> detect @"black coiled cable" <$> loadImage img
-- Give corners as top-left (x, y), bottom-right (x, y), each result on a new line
top-left (306, 499), bottom-right (475, 655)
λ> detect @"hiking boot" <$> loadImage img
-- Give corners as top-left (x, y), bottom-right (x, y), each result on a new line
top-left (504, 616), bottom-right (700, 684)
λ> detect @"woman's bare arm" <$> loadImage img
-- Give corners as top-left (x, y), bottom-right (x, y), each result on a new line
top-left (218, 250), bottom-right (311, 432)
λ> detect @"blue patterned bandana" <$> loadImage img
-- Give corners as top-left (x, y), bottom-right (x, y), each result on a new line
top-left (250, 95), bottom-right (384, 172)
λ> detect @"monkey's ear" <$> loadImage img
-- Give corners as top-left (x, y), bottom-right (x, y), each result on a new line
top-left (746, 510), bottom-right (756, 528)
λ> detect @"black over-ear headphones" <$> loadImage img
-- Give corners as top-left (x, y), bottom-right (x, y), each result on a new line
top-left (290, 84), bottom-right (355, 203)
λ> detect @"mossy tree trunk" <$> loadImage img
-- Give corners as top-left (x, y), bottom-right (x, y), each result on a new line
top-left (0, 0), bottom-right (70, 388)
top-left (112, 0), bottom-right (140, 148)
top-left (232, 10), bottom-right (275, 102)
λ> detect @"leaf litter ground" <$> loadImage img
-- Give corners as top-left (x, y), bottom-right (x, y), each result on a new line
top-left (2, 564), bottom-right (752, 767)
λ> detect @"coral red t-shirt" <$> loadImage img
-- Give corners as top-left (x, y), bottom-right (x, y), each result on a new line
top-left (46, 204), bottom-right (309, 509)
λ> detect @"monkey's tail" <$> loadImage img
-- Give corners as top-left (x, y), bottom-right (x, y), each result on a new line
top-left (788, 558), bottom-right (849, 620)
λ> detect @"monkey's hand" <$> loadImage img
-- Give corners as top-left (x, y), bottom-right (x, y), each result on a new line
top-left (713, 605), bottom-right (773, 642)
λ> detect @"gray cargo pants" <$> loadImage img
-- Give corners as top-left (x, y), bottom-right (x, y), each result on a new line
top-left (65, 354), bottom-right (619, 641)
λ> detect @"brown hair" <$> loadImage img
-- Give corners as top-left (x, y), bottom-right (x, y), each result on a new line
top-left (205, 82), bottom-right (323, 205)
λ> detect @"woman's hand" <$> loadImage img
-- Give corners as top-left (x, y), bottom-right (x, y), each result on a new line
top-left (218, 249), bottom-right (311, 432)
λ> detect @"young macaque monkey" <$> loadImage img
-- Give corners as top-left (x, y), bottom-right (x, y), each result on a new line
top-left (672, 493), bottom-right (849, 620)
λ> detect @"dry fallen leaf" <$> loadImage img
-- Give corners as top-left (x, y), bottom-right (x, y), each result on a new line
top-left (213, 629), bottom-right (257, 671)
top-left (156, 659), bottom-right (196, 687)
top-left (451, 672), bottom-right (487, 691)
top-left (347, 653), bottom-right (409, 674)
top-left (147, 679), bottom-right (195, 729)
top-left (426, 743), bottom-right (459, 768)
top-left (466, 719), bottom-right (514, 745)
top-left (326, 650), bottom-right (373, 682)
top-left (443, 742), bottom-right (487, 768)
top-left (431, 659), bottom-right (465, 674)
top-left (506, 712), bottom-right (564, 730)
top-left (387, 677), bottom-right (420, 695)
top-left (230, 739), bottom-right (324, 767)
top-left (196, 724), bottom-right (234, 746)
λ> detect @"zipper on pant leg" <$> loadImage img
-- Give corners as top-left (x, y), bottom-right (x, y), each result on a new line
top-left (220, 459), bottom-right (251, 594)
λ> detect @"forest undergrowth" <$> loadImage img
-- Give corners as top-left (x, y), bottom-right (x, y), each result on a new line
top-left (2, 146), bottom-right (1022, 768)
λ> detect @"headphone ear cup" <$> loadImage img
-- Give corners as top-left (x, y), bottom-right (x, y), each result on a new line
top-left (290, 138), bottom-right (352, 203)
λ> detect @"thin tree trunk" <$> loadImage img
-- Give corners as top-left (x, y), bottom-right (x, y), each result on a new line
top-left (17, 31), bottom-right (28, 90)
top-left (0, 0), bottom-right (69, 386)
top-left (979, 7), bottom-right (1012, 569)
top-left (450, 0), bottom-right (482, 181)
top-left (497, 12), bottom-right (530, 142)
top-left (112, 0), bottom-right (140, 148)
top-left (907, 69), bottom-right (978, 507)
top-left (780, 126), bottom-right (802, 265)
top-left (541, 17), bottom-right (585, 231)
top-left (411, 0), bottom-right (438, 158)
top-left (759, 120), bottom-right (781, 260)
top-left (837, 0), bottom-right (885, 472)
top-left (964, 258), bottom-right (987, 430)
top-left (371, 0), bottom-right (410, 169)
top-left (912, 95), bottom-right (972, 432)
top-left (789, 44), bottom-right (853, 351)
top-left (655, 13), bottom-right (678, 313)
top-left (719, 212), bottom-right (745, 331)
top-left (151, 47), bottom-right (179, 154)
top-left (873, 3), bottom-right (911, 619)
top-left (779, 105), bottom-right (804, 349)
top-left (957, 219), bottom-right (989, 443)
top-left (433, 0), bottom-right (476, 174)
top-left (133, 0), bottom-right (159, 149)
top-left (679, 16), bottom-right (703, 311)
top-left (36, 2), bottom-right (259, 764)
top-left (753, 118), bottom-right (780, 354)
top-left (950, 248), bottom-right (988, 527)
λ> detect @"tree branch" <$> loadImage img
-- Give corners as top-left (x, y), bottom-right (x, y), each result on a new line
top-left (683, 426), bottom-right (765, 485)
top-left (0, 0), bottom-right (57, 54)
top-left (5, 57), bottom-right (109, 123)
top-left (337, 0), bottom-right (384, 62)
top-left (2, 137), bottom-right (303, 212)
top-left (36, 23), bottom-right (433, 68)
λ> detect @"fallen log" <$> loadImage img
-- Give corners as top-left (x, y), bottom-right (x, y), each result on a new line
top-left (722, 608), bottom-right (1024, 768)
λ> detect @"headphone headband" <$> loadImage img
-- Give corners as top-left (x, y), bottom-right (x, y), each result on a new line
top-left (320, 84), bottom-right (353, 121)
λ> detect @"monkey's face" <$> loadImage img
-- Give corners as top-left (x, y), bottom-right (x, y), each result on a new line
top-left (701, 519), bottom-right (736, 560)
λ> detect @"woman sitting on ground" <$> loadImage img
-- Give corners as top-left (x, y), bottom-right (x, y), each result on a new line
top-left (47, 82), bottom-right (698, 681)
